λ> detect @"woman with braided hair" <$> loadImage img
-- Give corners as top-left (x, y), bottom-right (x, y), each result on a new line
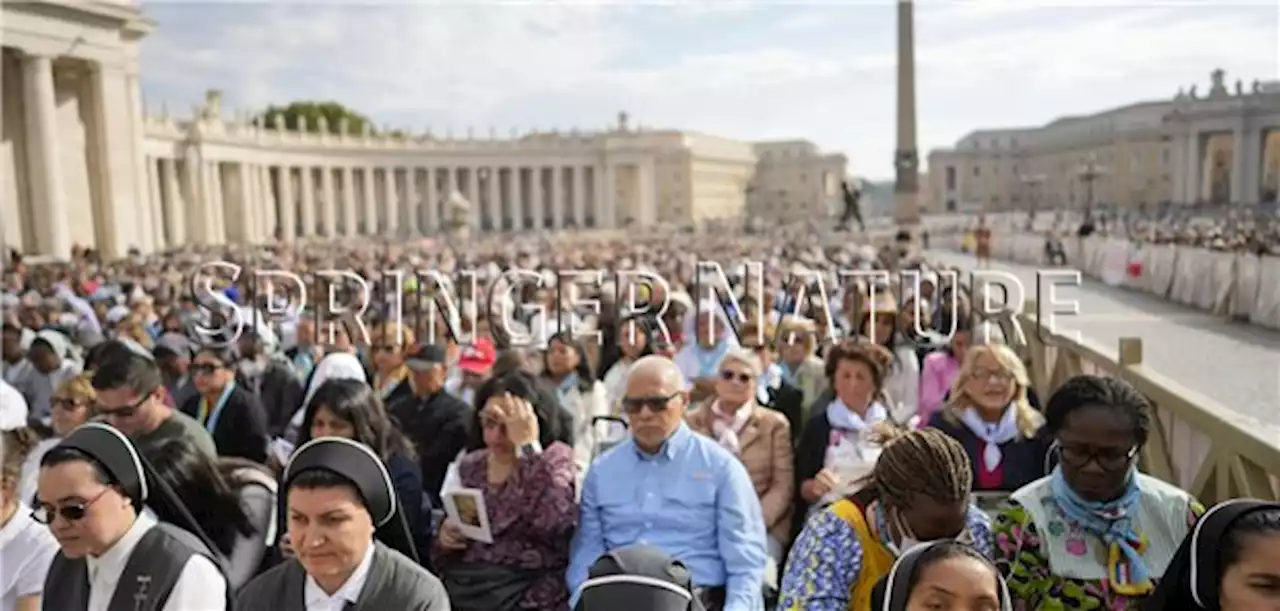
top-left (778, 427), bottom-right (994, 611)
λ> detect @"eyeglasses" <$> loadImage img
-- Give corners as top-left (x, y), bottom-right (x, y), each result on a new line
top-left (720, 370), bottom-right (753, 384)
top-left (620, 392), bottom-right (681, 415)
top-left (481, 417), bottom-right (504, 430)
top-left (1057, 443), bottom-right (1139, 470)
top-left (971, 368), bottom-right (1013, 383)
top-left (96, 387), bottom-right (156, 420)
top-left (52, 397), bottom-right (87, 411)
top-left (31, 487), bottom-right (111, 525)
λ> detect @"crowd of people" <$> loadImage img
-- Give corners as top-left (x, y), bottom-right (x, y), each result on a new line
top-left (0, 226), bottom-right (1277, 611)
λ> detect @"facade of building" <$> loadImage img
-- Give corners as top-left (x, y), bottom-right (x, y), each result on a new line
top-left (746, 140), bottom-right (847, 223)
top-left (1, 1), bottom-right (841, 259)
top-left (926, 70), bottom-right (1280, 214)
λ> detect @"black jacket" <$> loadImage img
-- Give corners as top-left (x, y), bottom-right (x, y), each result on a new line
top-left (387, 390), bottom-right (473, 507)
top-left (180, 384), bottom-right (271, 463)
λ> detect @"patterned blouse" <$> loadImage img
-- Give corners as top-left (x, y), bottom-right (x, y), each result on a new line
top-left (993, 498), bottom-right (1205, 611)
top-left (435, 442), bottom-right (579, 610)
top-left (778, 501), bottom-right (994, 611)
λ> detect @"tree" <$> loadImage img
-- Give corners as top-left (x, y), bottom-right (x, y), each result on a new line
top-left (259, 101), bottom-right (374, 135)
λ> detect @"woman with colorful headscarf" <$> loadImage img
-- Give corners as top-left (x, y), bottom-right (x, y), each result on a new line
top-left (993, 375), bottom-right (1203, 610)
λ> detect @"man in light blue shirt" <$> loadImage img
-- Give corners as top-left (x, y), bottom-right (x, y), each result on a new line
top-left (568, 355), bottom-right (768, 611)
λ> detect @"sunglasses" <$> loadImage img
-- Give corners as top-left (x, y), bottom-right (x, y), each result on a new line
top-left (31, 487), bottom-right (111, 525)
top-left (720, 370), bottom-right (753, 384)
top-left (96, 387), bottom-right (157, 420)
top-left (190, 362), bottom-right (224, 376)
top-left (620, 392), bottom-right (680, 415)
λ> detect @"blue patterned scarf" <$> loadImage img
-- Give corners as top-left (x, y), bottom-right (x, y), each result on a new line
top-left (1050, 465), bottom-right (1152, 595)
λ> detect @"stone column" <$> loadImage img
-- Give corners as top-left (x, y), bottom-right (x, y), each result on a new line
top-left (199, 163), bottom-right (219, 244)
top-left (572, 165), bottom-right (586, 227)
top-left (278, 166), bottom-right (296, 242)
top-left (22, 54), bottom-right (72, 258)
top-left (466, 167), bottom-right (480, 229)
top-left (406, 167), bottom-right (420, 235)
top-left (550, 165), bottom-right (564, 230)
top-left (637, 159), bottom-right (655, 226)
top-left (209, 163), bottom-right (227, 244)
top-left (145, 158), bottom-right (164, 248)
top-left (893, 0), bottom-right (921, 225)
top-left (382, 168), bottom-right (399, 236)
top-left (321, 166), bottom-right (337, 237)
top-left (362, 167), bottom-right (377, 235)
top-left (512, 167), bottom-right (526, 229)
top-left (486, 167), bottom-right (500, 232)
top-left (161, 159), bottom-right (187, 245)
top-left (530, 166), bottom-right (545, 230)
top-left (300, 167), bottom-right (317, 238)
top-left (260, 165), bottom-right (278, 241)
top-left (1231, 125), bottom-right (1262, 203)
top-left (340, 166), bottom-right (357, 237)
top-left (1184, 131), bottom-right (1201, 204)
top-left (90, 64), bottom-right (150, 256)
top-left (601, 162), bottom-right (616, 228)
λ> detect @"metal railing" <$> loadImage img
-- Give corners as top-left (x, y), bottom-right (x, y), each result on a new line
top-left (1019, 298), bottom-right (1280, 504)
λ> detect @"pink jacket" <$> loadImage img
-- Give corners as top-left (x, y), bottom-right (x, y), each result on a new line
top-left (917, 351), bottom-right (960, 427)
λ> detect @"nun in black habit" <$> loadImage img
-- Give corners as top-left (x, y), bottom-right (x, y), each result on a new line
top-left (869, 540), bottom-right (1012, 611)
top-left (236, 436), bottom-right (449, 611)
top-left (1143, 499), bottom-right (1280, 611)
top-left (36, 422), bottom-right (232, 611)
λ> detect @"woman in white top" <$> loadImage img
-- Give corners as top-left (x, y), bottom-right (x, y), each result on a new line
top-left (17, 373), bottom-right (95, 505)
top-left (859, 294), bottom-right (921, 426)
top-left (0, 427), bottom-right (58, 611)
top-left (601, 316), bottom-right (654, 413)
top-left (793, 340), bottom-right (897, 533)
top-left (541, 332), bottom-right (608, 471)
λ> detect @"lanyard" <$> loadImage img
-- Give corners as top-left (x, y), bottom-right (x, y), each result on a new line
top-left (197, 381), bottom-right (237, 433)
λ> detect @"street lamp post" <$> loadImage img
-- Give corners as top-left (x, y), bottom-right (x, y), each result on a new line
top-left (1075, 154), bottom-right (1107, 217)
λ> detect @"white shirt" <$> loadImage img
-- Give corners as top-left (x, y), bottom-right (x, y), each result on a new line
top-left (0, 380), bottom-right (29, 430)
top-left (0, 503), bottom-right (58, 611)
top-left (303, 540), bottom-right (375, 611)
top-left (85, 511), bottom-right (227, 611)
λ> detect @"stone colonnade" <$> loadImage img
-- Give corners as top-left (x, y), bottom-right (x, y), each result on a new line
top-left (140, 155), bottom-right (652, 245)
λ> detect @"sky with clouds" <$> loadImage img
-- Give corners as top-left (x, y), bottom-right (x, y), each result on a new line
top-left (139, 1), bottom-right (1278, 179)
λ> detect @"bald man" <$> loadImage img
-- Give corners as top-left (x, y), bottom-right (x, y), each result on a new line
top-left (568, 355), bottom-right (768, 611)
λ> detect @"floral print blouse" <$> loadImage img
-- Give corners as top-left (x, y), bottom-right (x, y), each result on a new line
top-left (778, 501), bottom-right (994, 611)
top-left (993, 498), bottom-right (1205, 610)
top-left (434, 442), bottom-right (579, 610)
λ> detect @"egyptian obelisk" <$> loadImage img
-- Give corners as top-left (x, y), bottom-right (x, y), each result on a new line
top-left (894, 0), bottom-right (921, 225)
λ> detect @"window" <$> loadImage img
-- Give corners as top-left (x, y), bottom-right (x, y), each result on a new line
top-left (973, 166), bottom-right (981, 177)
top-left (945, 166), bottom-right (956, 190)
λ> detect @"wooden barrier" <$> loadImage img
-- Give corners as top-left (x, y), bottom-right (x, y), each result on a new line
top-left (1019, 299), bottom-right (1280, 504)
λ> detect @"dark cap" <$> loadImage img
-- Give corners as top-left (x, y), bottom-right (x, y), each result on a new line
top-left (575, 545), bottom-right (704, 611)
top-left (405, 344), bottom-right (448, 370)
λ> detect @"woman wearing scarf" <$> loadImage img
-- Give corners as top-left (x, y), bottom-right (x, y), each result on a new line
top-left (779, 428), bottom-right (992, 611)
top-left (927, 344), bottom-right (1047, 493)
top-left (8, 329), bottom-right (81, 426)
top-left (1143, 499), bottom-right (1280, 611)
top-left (869, 540), bottom-right (1013, 611)
top-left (792, 340), bottom-right (894, 537)
top-left (685, 347), bottom-right (794, 588)
top-left (993, 375), bottom-right (1203, 610)
top-left (236, 437), bottom-right (449, 610)
top-left (673, 302), bottom-right (739, 404)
